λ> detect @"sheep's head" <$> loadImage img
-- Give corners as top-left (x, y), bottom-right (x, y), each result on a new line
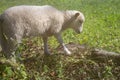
top-left (72, 12), bottom-right (85, 34)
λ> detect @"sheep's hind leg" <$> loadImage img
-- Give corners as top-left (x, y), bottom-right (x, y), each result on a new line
top-left (2, 38), bottom-right (17, 63)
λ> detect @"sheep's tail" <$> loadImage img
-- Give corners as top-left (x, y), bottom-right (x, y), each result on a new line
top-left (0, 14), bottom-right (4, 52)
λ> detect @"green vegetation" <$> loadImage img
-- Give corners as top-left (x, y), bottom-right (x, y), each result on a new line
top-left (0, 0), bottom-right (120, 80)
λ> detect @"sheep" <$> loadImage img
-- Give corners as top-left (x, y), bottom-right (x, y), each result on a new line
top-left (0, 5), bottom-right (85, 59)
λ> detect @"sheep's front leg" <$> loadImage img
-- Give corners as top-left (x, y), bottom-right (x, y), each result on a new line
top-left (55, 33), bottom-right (71, 55)
top-left (42, 37), bottom-right (50, 54)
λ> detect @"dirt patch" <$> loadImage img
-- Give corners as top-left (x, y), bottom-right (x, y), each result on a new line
top-left (20, 42), bottom-right (120, 79)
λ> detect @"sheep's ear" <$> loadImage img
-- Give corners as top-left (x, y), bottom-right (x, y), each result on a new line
top-left (75, 13), bottom-right (80, 18)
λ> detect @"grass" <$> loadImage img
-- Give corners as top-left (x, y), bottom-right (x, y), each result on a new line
top-left (0, 0), bottom-right (120, 80)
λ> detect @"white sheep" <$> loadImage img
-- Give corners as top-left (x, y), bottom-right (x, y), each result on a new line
top-left (0, 5), bottom-right (85, 59)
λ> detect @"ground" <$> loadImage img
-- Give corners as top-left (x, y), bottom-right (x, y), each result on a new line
top-left (1, 41), bottom-right (120, 80)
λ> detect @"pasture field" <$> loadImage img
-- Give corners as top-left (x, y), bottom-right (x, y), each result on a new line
top-left (0, 0), bottom-right (120, 80)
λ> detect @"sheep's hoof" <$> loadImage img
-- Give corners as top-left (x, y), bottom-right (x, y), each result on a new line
top-left (66, 51), bottom-right (72, 55)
